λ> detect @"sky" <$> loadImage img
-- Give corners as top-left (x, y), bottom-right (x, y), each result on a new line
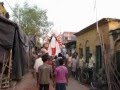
top-left (1, 0), bottom-right (120, 33)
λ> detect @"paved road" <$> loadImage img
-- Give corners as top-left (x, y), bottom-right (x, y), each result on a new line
top-left (6, 73), bottom-right (89, 90)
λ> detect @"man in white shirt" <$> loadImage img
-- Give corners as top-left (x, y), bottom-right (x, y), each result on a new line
top-left (88, 53), bottom-right (95, 83)
top-left (79, 55), bottom-right (85, 69)
top-left (34, 55), bottom-right (43, 84)
top-left (88, 53), bottom-right (95, 69)
top-left (67, 54), bottom-right (72, 77)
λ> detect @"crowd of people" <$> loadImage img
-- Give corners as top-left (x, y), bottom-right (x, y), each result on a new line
top-left (33, 45), bottom-right (95, 90)
top-left (33, 47), bottom-right (69, 90)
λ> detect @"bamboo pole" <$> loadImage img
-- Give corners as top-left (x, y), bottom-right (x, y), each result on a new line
top-left (0, 53), bottom-right (6, 88)
top-left (8, 49), bottom-right (12, 82)
top-left (0, 49), bottom-right (13, 89)
top-left (94, 0), bottom-right (111, 89)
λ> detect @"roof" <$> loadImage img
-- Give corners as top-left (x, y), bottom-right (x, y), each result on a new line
top-left (65, 40), bottom-right (76, 47)
top-left (62, 31), bottom-right (76, 38)
top-left (75, 18), bottom-right (120, 36)
top-left (63, 31), bottom-right (75, 33)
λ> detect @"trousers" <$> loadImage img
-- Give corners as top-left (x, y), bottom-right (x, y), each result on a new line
top-left (39, 84), bottom-right (49, 90)
top-left (56, 83), bottom-right (66, 90)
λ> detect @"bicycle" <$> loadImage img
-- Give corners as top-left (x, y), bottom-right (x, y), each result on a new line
top-left (90, 68), bottom-right (108, 90)
top-left (78, 67), bottom-right (89, 84)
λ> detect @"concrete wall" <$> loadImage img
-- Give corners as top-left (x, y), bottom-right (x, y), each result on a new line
top-left (109, 21), bottom-right (120, 31)
top-left (76, 19), bottom-right (120, 85)
top-left (76, 20), bottom-right (120, 60)
top-left (76, 23), bottom-right (109, 58)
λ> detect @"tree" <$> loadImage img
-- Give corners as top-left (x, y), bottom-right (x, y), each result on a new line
top-left (12, 3), bottom-right (53, 38)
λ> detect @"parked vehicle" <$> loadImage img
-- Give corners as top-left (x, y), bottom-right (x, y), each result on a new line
top-left (91, 68), bottom-right (108, 90)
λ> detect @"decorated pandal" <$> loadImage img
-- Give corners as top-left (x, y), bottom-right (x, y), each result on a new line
top-left (42, 32), bottom-right (65, 57)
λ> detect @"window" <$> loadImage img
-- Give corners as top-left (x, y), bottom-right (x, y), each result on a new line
top-left (96, 45), bottom-right (102, 70)
top-left (86, 47), bottom-right (90, 63)
top-left (79, 48), bottom-right (83, 57)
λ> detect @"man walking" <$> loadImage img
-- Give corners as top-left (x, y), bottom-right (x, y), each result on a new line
top-left (38, 53), bottom-right (54, 90)
top-left (88, 53), bottom-right (95, 83)
top-left (34, 54), bottom-right (43, 84)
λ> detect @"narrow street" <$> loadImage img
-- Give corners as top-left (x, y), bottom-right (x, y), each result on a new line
top-left (7, 72), bottom-right (89, 90)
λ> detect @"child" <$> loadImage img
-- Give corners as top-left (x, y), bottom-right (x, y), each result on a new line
top-left (54, 58), bottom-right (68, 90)
top-left (38, 53), bottom-right (54, 90)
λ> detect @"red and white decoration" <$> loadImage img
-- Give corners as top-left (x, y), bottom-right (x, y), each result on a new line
top-left (44, 33), bottom-right (63, 56)
top-left (57, 33), bottom-right (63, 47)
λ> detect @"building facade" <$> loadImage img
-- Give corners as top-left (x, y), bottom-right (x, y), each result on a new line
top-left (109, 28), bottom-right (120, 75)
top-left (0, 2), bottom-right (9, 19)
top-left (62, 32), bottom-right (76, 44)
top-left (75, 18), bottom-right (120, 70)
top-left (62, 32), bottom-right (77, 54)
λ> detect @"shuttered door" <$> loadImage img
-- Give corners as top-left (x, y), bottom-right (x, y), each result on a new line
top-left (96, 45), bottom-right (102, 71)
top-left (86, 47), bottom-right (90, 63)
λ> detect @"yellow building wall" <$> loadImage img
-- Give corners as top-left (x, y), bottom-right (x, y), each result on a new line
top-left (76, 23), bottom-right (110, 58)
top-left (109, 21), bottom-right (120, 31)
top-left (76, 20), bottom-right (120, 59)
top-left (0, 3), bottom-right (7, 17)
top-left (77, 29), bottom-right (97, 58)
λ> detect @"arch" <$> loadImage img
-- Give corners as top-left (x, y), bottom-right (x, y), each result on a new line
top-left (79, 43), bottom-right (83, 57)
top-left (79, 43), bottom-right (82, 48)
top-left (85, 40), bottom-right (90, 63)
top-left (85, 40), bottom-right (89, 47)
top-left (114, 39), bottom-right (120, 51)
top-left (114, 39), bottom-right (120, 82)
